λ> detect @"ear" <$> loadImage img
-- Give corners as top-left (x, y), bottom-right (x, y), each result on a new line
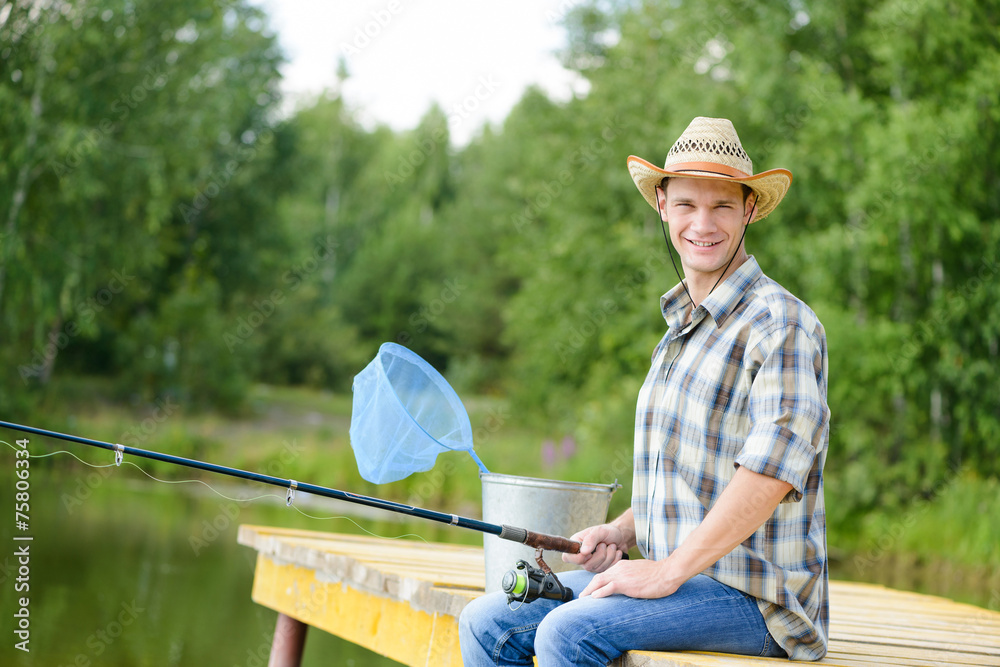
top-left (744, 192), bottom-right (759, 225)
top-left (654, 186), bottom-right (668, 219)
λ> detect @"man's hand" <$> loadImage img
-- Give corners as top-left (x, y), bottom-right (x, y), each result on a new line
top-left (579, 559), bottom-right (683, 599)
top-left (575, 468), bottom-right (793, 600)
top-left (562, 522), bottom-right (629, 573)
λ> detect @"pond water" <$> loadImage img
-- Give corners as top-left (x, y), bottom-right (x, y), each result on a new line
top-left (0, 458), bottom-right (478, 667)
top-left (1, 455), bottom-right (994, 666)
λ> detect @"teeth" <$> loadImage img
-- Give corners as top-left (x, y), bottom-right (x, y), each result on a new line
top-left (689, 240), bottom-right (719, 247)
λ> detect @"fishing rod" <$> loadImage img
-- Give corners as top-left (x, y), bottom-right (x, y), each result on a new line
top-left (0, 419), bottom-right (581, 556)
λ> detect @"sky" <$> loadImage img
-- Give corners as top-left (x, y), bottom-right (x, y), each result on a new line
top-left (256, 0), bottom-right (589, 145)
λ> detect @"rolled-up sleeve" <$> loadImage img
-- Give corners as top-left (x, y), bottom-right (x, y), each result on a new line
top-left (736, 323), bottom-right (829, 502)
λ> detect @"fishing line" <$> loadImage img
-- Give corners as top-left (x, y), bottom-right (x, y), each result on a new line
top-left (2, 420), bottom-right (581, 554)
top-left (17, 448), bottom-right (106, 461)
top-left (2, 439), bottom-right (430, 544)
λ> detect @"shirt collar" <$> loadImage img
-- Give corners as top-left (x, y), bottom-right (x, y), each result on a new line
top-left (661, 256), bottom-right (763, 330)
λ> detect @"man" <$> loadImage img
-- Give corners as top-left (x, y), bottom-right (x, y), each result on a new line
top-left (460, 117), bottom-right (830, 664)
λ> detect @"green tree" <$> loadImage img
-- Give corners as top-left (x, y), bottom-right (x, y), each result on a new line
top-left (0, 0), bottom-right (285, 411)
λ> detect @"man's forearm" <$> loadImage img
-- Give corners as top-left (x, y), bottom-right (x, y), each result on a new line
top-left (665, 467), bottom-right (792, 581)
top-left (579, 468), bottom-right (793, 600)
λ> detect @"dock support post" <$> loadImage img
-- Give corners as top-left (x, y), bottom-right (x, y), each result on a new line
top-left (268, 613), bottom-right (308, 667)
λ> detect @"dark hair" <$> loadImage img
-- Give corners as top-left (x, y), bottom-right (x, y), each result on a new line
top-left (660, 177), bottom-right (754, 206)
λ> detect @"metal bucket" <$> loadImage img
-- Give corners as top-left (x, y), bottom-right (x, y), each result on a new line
top-left (480, 472), bottom-right (619, 592)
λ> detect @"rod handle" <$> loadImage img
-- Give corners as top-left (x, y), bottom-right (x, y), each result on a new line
top-left (498, 524), bottom-right (581, 554)
top-left (524, 529), bottom-right (582, 554)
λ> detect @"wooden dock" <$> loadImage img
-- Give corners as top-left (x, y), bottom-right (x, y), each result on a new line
top-left (238, 525), bottom-right (1000, 666)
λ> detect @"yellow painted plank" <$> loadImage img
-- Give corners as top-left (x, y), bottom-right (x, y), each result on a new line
top-left (250, 553), bottom-right (464, 667)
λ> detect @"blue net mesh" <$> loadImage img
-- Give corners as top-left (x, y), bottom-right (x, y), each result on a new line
top-left (350, 343), bottom-right (488, 484)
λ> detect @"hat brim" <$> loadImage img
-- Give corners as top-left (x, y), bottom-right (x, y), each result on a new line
top-left (627, 156), bottom-right (792, 223)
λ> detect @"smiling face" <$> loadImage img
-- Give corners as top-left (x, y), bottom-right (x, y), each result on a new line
top-left (656, 177), bottom-right (754, 301)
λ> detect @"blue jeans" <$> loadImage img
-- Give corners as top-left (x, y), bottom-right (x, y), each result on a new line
top-left (459, 570), bottom-right (787, 666)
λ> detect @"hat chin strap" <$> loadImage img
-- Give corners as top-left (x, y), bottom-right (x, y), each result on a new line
top-left (656, 193), bottom-right (695, 309)
top-left (655, 189), bottom-right (757, 310)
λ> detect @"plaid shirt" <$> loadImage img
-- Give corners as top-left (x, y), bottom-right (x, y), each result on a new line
top-left (632, 256), bottom-right (830, 660)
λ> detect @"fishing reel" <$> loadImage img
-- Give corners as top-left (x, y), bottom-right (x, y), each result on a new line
top-left (501, 549), bottom-right (573, 604)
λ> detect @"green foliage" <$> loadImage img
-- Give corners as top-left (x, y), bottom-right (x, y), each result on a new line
top-left (115, 272), bottom-right (252, 410)
top-left (849, 470), bottom-right (1000, 569)
top-left (1, 0), bottom-right (998, 564)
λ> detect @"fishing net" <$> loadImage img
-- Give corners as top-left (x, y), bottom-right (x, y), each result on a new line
top-left (350, 342), bottom-right (489, 484)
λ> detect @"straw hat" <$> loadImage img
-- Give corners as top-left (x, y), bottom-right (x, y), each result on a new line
top-left (627, 117), bottom-right (792, 223)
